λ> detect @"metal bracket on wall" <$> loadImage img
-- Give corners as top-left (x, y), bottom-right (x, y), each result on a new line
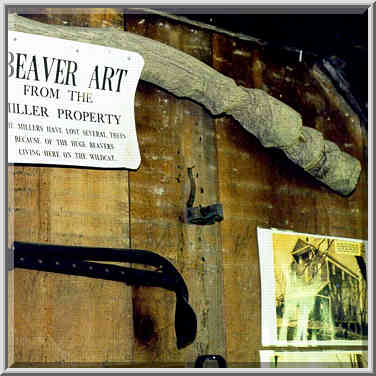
top-left (195, 354), bottom-right (227, 367)
top-left (185, 167), bottom-right (223, 225)
top-left (9, 241), bottom-right (197, 350)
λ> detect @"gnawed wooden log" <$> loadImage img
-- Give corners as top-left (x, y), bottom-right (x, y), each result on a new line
top-left (8, 13), bottom-right (361, 195)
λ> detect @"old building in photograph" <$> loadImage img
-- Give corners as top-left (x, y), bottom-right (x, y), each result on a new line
top-left (276, 237), bottom-right (367, 342)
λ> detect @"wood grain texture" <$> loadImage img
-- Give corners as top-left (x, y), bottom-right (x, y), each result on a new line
top-left (126, 13), bottom-right (225, 366)
top-left (8, 9), bottom-right (367, 368)
top-left (212, 32), bottom-right (367, 366)
top-left (212, 34), bottom-right (266, 365)
top-left (15, 7), bottom-right (124, 29)
top-left (10, 10), bottom-right (134, 366)
top-left (8, 166), bottom-right (15, 367)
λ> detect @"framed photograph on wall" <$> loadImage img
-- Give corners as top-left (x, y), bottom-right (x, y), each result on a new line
top-left (257, 228), bottom-right (368, 347)
top-left (259, 349), bottom-right (368, 368)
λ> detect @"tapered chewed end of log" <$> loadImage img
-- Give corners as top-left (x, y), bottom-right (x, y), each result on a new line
top-left (283, 127), bottom-right (362, 196)
top-left (228, 88), bottom-right (361, 196)
top-left (307, 140), bottom-right (362, 196)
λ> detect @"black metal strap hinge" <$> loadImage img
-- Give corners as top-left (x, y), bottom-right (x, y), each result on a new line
top-left (195, 355), bottom-right (227, 367)
top-left (9, 241), bottom-right (197, 350)
top-left (185, 167), bottom-right (223, 225)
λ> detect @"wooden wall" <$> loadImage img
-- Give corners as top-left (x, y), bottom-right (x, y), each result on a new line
top-left (8, 8), bottom-right (368, 367)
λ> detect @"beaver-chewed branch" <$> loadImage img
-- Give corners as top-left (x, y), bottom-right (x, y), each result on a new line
top-left (8, 13), bottom-right (361, 195)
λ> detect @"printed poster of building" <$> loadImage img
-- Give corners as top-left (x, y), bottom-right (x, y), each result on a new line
top-left (259, 350), bottom-right (368, 368)
top-left (257, 228), bottom-right (368, 346)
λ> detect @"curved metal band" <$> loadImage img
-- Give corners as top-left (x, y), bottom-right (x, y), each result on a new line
top-left (10, 241), bottom-right (197, 350)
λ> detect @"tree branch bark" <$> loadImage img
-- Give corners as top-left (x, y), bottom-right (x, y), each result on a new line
top-left (8, 13), bottom-right (361, 195)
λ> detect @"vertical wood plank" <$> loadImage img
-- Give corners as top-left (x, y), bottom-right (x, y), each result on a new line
top-left (126, 13), bottom-right (225, 366)
top-left (308, 66), bottom-right (368, 241)
top-left (16, 7), bottom-right (124, 29)
top-left (8, 166), bottom-right (15, 367)
top-left (213, 34), bottom-right (266, 365)
top-left (212, 32), bottom-right (367, 366)
top-left (10, 9), bottom-right (134, 366)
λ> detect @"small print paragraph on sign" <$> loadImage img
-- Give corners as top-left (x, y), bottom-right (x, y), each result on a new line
top-left (8, 31), bottom-right (144, 169)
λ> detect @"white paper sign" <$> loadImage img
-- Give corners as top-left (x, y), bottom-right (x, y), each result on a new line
top-left (8, 31), bottom-right (144, 169)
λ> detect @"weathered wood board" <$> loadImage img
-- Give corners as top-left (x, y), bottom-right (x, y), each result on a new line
top-left (8, 8), bottom-right (367, 368)
top-left (9, 9), bottom-right (134, 367)
top-left (212, 30), bottom-right (367, 365)
top-left (127, 13), bottom-right (226, 366)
